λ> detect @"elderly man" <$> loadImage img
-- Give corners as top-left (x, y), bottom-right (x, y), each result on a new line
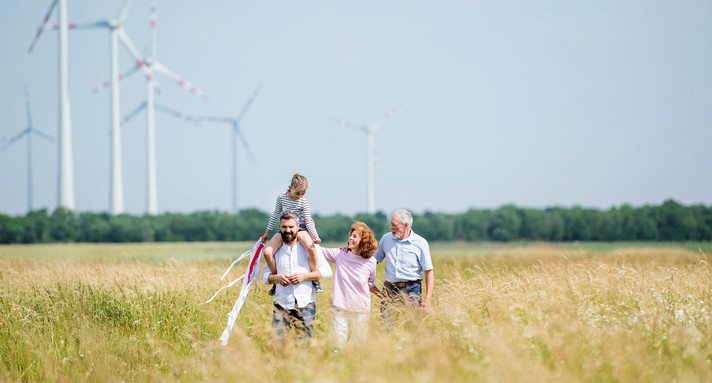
top-left (374, 209), bottom-right (434, 319)
top-left (262, 210), bottom-right (332, 342)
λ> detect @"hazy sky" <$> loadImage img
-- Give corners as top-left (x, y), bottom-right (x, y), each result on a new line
top-left (1, 0), bottom-right (710, 217)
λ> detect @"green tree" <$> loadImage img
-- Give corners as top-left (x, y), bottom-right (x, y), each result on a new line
top-left (79, 212), bottom-right (112, 242)
top-left (0, 214), bottom-right (24, 243)
top-left (21, 209), bottom-right (50, 243)
top-left (543, 208), bottom-right (565, 241)
top-left (416, 211), bottom-right (455, 241)
top-left (353, 213), bottom-right (389, 237)
top-left (313, 214), bottom-right (352, 243)
top-left (110, 215), bottom-right (154, 242)
top-left (455, 209), bottom-right (488, 241)
top-left (50, 208), bottom-right (79, 242)
top-left (658, 199), bottom-right (690, 241)
top-left (487, 205), bottom-right (522, 242)
top-left (518, 208), bottom-right (547, 240)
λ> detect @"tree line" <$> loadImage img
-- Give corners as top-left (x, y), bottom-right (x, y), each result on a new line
top-left (0, 199), bottom-right (710, 244)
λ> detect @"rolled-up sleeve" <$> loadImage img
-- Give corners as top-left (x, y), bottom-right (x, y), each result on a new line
top-left (262, 263), bottom-right (273, 285)
top-left (315, 245), bottom-right (332, 279)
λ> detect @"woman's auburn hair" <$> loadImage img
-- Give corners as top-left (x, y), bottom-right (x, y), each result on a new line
top-left (350, 221), bottom-right (379, 259)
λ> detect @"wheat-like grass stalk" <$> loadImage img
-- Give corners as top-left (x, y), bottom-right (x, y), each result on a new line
top-left (0, 243), bottom-right (710, 382)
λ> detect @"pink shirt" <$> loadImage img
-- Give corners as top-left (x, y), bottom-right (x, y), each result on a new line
top-left (322, 247), bottom-right (377, 313)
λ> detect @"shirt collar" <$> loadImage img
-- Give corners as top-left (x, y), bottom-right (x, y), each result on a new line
top-left (396, 229), bottom-right (414, 243)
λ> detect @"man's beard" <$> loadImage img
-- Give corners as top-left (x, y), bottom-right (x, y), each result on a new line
top-left (391, 231), bottom-right (401, 240)
top-left (281, 230), bottom-right (296, 243)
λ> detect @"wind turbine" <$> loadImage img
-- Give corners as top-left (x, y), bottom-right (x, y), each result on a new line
top-left (97, 0), bottom-right (207, 215)
top-left (42, 0), bottom-right (154, 215)
top-left (122, 102), bottom-right (201, 126)
top-left (335, 105), bottom-right (398, 214)
top-left (28, 0), bottom-right (75, 210)
top-left (195, 84), bottom-right (262, 214)
top-left (0, 86), bottom-right (56, 213)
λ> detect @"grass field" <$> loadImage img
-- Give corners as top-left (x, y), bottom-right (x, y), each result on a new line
top-left (1, 242), bottom-right (711, 382)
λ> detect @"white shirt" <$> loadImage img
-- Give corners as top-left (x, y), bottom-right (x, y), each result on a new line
top-left (262, 242), bottom-right (332, 309)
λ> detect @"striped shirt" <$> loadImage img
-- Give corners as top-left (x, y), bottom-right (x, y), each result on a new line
top-left (265, 193), bottom-right (319, 238)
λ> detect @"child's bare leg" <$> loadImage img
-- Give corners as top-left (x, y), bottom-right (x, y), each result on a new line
top-left (297, 231), bottom-right (320, 276)
top-left (264, 234), bottom-right (284, 274)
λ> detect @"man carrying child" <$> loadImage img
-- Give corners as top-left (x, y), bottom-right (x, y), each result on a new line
top-left (262, 211), bottom-right (332, 343)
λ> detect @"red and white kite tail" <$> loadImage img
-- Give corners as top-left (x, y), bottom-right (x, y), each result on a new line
top-left (219, 239), bottom-right (264, 345)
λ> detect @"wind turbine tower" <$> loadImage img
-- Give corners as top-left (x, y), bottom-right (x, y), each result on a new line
top-left (196, 84), bottom-right (262, 214)
top-left (97, 0), bottom-right (207, 215)
top-left (336, 106), bottom-right (398, 214)
top-left (77, 0), bottom-right (140, 215)
top-left (0, 86), bottom-right (56, 213)
top-left (29, 0), bottom-right (75, 210)
top-left (46, 0), bottom-right (148, 215)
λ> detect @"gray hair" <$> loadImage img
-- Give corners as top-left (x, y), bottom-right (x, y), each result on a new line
top-left (393, 209), bottom-right (413, 227)
top-left (280, 210), bottom-right (299, 222)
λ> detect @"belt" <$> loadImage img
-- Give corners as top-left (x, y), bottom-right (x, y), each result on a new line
top-left (384, 280), bottom-right (421, 289)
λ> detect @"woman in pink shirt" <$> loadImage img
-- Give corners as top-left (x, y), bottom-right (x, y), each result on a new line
top-left (321, 221), bottom-right (382, 348)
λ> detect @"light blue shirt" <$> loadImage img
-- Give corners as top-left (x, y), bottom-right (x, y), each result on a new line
top-left (374, 230), bottom-right (432, 282)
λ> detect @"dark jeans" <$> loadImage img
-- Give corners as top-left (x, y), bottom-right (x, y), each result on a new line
top-left (272, 301), bottom-right (316, 343)
top-left (380, 282), bottom-right (422, 325)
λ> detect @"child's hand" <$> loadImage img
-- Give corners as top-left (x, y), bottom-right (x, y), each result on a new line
top-left (278, 274), bottom-right (291, 286)
top-left (288, 273), bottom-right (306, 284)
top-left (313, 235), bottom-right (321, 244)
top-left (261, 231), bottom-right (270, 243)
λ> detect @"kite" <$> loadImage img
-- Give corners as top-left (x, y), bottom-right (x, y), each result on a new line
top-left (202, 238), bottom-right (264, 345)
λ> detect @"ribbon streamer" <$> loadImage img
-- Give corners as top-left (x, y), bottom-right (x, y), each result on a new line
top-left (220, 247), bottom-right (254, 280)
top-left (201, 274), bottom-right (246, 305)
top-left (200, 244), bottom-right (257, 305)
top-left (209, 238), bottom-right (264, 345)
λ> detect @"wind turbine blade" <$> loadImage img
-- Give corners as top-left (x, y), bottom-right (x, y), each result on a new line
top-left (193, 116), bottom-right (231, 124)
top-left (333, 117), bottom-right (353, 127)
top-left (24, 84), bottom-right (33, 130)
top-left (236, 83), bottom-right (263, 121)
top-left (42, 22), bottom-right (81, 30)
top-left (92, 65), bottom-right (141, 94)
top-left (155, 103), bottom-right (199, 124)
top-left (150, 0), bottom-right (157, 58)
top-left (119, 0), bottom-right (134, 23)
top-left (333, 116), bottom-right (367, 132)
top-left (64, 21), bottom-right (109, 30)
top-left (0, 129), bottom-right (30, 154)
top-left (22, 86), bottom-right (54, 142)
top-left (370, 104), bottom-right (400, 133)
top-left (373, 150), bottom-right (381, 171)
top-left (31, 129), bottom-right (56, 142)
top-left (122, 102), bottom-right (147, 125)
top-left (151, 61), bottom-right (207, 100)
top-left (117, 28), bottom-right (160, 91)
top-left (235, 128), bottom-right (257, 165)
top-left (28, 0), bottom-right (59, 53)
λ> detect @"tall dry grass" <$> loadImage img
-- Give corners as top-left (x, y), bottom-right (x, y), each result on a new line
top-left (0, 243), bottom-right (710, 382)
